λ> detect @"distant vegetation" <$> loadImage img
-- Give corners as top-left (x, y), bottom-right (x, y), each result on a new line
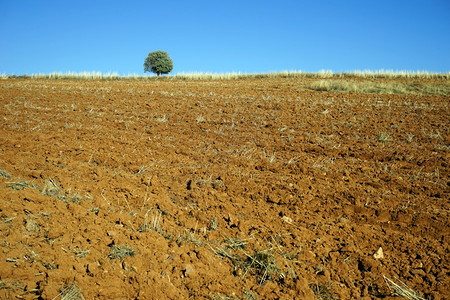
top-left (0, 70), bottom-right (450, 96)
top-left (307, 79), bottom-right (450, 96)
top-left (1, 70), bottom-right (448, 96)
top-left (2, 70), bottom-right (448, 80)
top-left (172, 70), bottom-right (450, 80)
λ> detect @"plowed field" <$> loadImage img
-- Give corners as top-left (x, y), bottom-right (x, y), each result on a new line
top-left (0, 77), bottom-right (448, 299)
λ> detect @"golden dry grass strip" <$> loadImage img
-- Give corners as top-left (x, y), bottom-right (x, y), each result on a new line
top-left (1, 70), bottom-right (449, 80)
top-left (307, 79), bottom-right (450, 95)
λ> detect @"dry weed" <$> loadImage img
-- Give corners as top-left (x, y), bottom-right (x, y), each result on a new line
top-left (60, 283), bottom-right (84, 300)
top-left (108, 245), bottom-right (135, 260)
top-left (383, 276), bottom-right (425, 300)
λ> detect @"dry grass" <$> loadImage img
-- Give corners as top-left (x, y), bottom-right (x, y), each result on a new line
top-left (208, 217), bottom-right (218, 231)
top-left (0, 279), bottom-right (44, 298)
top-left (0, 168), bottom-right (12, 179)
top-left (71, 247), bottom-right (90, 258)
top-left (138, 209), bottom-right (163, 233)
top-left (156, 115), bottom-right (169, 122)
top-left (41, 179), bottom-right (61, 198)
top-left (212, 290), bottom-right (257, 300)
top-left (108, 244), bottom-right (135, 260)
top-left (33, 71), bottom-right (121, 80)
top-left (378, 133), bottom-right (390, 142)
top-left (2, 70), bottom-right (448, 80)
top-left (0, 280), bottom-right (28, 295)
top-left (241, 249), bottom-right (282, 285)
top-left (224, 237), bottom-right (249, 250)
top-left (7, 180), bottom-right (30, 190)
top-left (4, 174), bottom-right (84, 204)
top-left (175, 70), bottom-right (450, 80)
top-left (310, 282), bottom-right (339, 300)
top-left (307, 79), bottom-right (450, 95)
top-left (212, 237), bottom-right (288, 285)
top-left (176, 229), bottom-right (204, 246)
top-left (213, 246), bottom-right (240, 261)
top-left (41, 179), bottom-right (83, 204)
top-left (60, 283), bottom-right (85, 300)
top-left (383, 276), bottom-right (425, 300)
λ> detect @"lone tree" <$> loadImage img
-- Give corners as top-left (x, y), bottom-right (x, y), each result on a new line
top-left (144, 50), bottom-right (173, 76)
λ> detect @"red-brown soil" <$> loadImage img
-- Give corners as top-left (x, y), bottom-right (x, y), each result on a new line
top-left (0, 77), bottom-right (448, 299)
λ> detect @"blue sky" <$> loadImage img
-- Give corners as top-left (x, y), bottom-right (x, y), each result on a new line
top-left (1, 0), bottom-right (449, 75)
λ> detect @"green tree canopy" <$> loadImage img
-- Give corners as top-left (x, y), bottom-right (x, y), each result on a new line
top-left (144, 50), bottom-right (173, 76)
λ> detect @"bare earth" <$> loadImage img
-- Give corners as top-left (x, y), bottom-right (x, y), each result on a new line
top-left (0, 77), bottom-right (448, 299)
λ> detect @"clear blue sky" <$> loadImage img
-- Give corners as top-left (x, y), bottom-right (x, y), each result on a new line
top-left (1, 0), bottom-right (449, 75)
